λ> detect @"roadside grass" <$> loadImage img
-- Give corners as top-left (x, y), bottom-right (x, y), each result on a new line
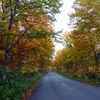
top-left (58, 71), bottom-right (100, 86)
top-left (0, 67), bottom-right (46, 100)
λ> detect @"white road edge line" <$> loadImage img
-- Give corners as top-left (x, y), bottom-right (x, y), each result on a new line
top-left (62, 83), bottom-right (73, 91)
top-left (55, 78), bottom-right (58, 81)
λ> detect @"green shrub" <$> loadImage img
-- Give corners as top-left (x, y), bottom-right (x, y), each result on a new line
top-left (58, 71), bottom-right (100, 86)
top-left (0, 67), bottom-right (46, 100)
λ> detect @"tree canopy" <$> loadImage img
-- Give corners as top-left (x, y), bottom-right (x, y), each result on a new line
top-left (54, 0), bottom-right (100, 73)
top-left (0, 0), bottom-right (62, 80)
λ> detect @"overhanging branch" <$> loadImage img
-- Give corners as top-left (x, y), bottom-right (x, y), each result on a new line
top-left (8, 25), bottom-right (32, 51)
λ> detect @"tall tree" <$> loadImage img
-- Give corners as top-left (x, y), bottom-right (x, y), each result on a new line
top-left (69, 0), bottom-right (100, 68)
top-left (0, 0), bottom-right (62, 80)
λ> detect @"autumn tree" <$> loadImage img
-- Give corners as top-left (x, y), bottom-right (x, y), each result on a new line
top-left (69, 0), bottom-right (100, 69)
top-left (54, 33), bottom-right (74, 72)
top-left (54, 50), bottom-right (65, 71)
top-left (0, 0), bottom-right (62, 80)
top-left (26, 37), bottom-right (54, 71)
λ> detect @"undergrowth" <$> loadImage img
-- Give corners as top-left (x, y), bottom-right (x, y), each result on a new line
top-left (58, 71), bottom-right (100, 86)
top-left (0, 67), bottom-right (46, 100)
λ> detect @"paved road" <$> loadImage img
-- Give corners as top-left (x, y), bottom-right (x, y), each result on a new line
top-left (29, 72), bottom-right (100, 100)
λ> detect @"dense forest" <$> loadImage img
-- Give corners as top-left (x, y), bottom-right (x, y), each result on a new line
top-left (0, 0), bottom-right (62, 80)
top-left (54, 0), bottom-right (100, 81)
top-left (0, 0), bottom-right (100, 99)
top-left (0, 0), bottom-right (62, 99)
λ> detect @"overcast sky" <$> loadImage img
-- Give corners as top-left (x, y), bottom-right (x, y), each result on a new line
top-left (54, 0), bottom-right (75, 52)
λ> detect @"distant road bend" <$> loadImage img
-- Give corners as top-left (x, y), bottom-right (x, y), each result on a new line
top-left (29, 72), bottom-right (100, 100)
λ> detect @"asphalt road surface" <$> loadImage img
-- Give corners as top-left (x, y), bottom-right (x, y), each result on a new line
top-left (29, 72), bottom-right (100, 100)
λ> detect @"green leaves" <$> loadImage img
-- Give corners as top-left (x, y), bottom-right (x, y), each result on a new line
top-left (0, 68), bottom-right (46, 100)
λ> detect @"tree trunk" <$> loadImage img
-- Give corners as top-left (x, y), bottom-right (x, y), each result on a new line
top-left (2, 0), bottom-right (19, 80)
top-left (95, 51), bottom-right (100, 67)
top-left (42, 63), bottom-right (45, 71)
top-left (0, 31), bottom-right (2, 40)
top-left (2, 35), bottom-right (10, 80)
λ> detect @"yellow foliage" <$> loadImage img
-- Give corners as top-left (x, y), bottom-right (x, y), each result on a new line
top-left (98, 67), bottom-right (100, 72)
top-left (0, 50), bottom-right (5, 55)
top-left (34, 67), bottom-right (39, 72)
top-left (21, 66), bottom-right (39, 74)
top-left (88, 66), bottom-right (97, 74)
top-left (21, 66), bottom-right (28, 74)
top-left (77, 68), bottom-right (84, 73)
top-left (18, 21), bottom-right (22, 26)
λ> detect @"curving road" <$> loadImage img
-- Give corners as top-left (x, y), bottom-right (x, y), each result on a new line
top-left (29, 72), bottom-right (100, 100)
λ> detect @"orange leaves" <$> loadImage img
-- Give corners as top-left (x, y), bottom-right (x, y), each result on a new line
top-left (69, 69), bottom-right (75, 74)
top-left (0, 0), bottom-right (55, 71)
top-left (61, 0), bottom-right (100, 73)
top-left (17, 21), bottom-right (23, 26)
top-left (18, 36), bottom-right (55, 71)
